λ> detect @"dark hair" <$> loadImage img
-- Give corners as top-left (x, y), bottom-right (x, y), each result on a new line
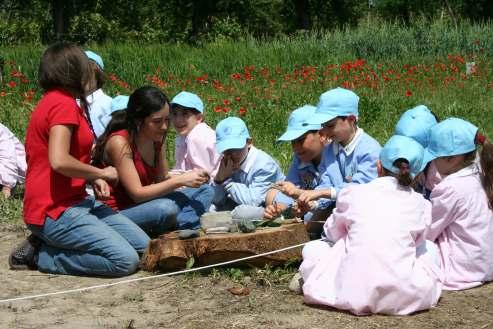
top-left (88, 60), bottom-right (106, 90)
top-left (38, 42), bottom-right (90, 104)
top-left (478, 136), bottom-right (493, 209)
top-left (383, 158), bottom-right (413, 187)
top-left (92, 86), bottom-right (169, 166)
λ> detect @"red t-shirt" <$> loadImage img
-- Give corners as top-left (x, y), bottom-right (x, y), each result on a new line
top-left (102, 129), bottom-right (162, 211)
top-left (23, 89), bottom-right (94, 226)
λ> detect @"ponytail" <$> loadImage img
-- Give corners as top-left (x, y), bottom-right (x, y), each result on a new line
top-left (477, 133), bottom-right (493, 209)
top-left (92, 110), bottom-right (129, 167)
top-left (394, 159), bottom-right (413, 187)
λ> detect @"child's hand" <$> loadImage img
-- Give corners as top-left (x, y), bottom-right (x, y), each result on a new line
top-left (93, 179), bottom-right (111, 200)
top-left (263, 203), bottom-right (287, 220)
top-left (214, 155), bottom-right (234, 183)
top-left (180, 169), bottom-right (209, 187)
top-left (297, 190), bottom-right (321, 204)
top-left (1, 186), bottom-right (12, 199)
top-left (292, 200), bottom-right (317, 217)
top-left (276, 181), bottom-right (302, 198)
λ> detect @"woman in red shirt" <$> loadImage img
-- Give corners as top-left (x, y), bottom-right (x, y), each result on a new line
top-left (92, 86), bottom-right (214, 234)
top-left (9, 42), bottom-right (149, 277)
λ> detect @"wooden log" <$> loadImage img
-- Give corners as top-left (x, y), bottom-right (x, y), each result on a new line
top-left (140, 223), bottom-right (309, 272)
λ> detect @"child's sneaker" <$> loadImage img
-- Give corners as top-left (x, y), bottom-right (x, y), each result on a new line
top-left (8, 234), bottom-right (41, 270)
top-left (288, 272), bottom-right (304, 294)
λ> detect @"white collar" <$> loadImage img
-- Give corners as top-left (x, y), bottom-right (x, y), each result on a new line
top-left (86, 89), bottom-right (106, 104)
top-left (332, 127), bottom-right (363, 156)
top-left (240, 146), bottom-right (259, 173)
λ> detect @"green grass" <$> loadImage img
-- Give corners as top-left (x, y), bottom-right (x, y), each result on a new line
top-left (1, 19), bottom-right (492, 229)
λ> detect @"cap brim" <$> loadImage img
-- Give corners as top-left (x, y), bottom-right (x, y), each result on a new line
top-left (422, 149), bottom-right (437, 168)
top-left (306, 112), bottom-right (337, 125)
top-left (277, 129), bottom-right (308, 143)
top-left (216, 139), bottom-right (247, 154)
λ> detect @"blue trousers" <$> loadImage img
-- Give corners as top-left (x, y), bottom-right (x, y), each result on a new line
top-left (120, 198), bottom-right (179, 236)
top-left (164, 185), bottom-right (214, 229)
top-left (29, 197), bottom-right (149, 277)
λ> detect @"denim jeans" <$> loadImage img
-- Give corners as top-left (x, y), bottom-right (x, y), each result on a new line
top-left (28, 197), bottom-right (150, 277)
top-left (120, 198), bottom-right (179, 237)
top-left (164, 184), bottom-right (214, 229)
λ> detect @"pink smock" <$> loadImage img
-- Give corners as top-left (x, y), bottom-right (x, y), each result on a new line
top-left (427, 162), bottom-right (493, 290)
top-left (300, 177), bottom-right (443, 315)
top-left (174, 122), bottom-right (221, 179)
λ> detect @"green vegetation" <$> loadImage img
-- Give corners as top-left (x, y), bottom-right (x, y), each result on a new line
top-left (1, 20), bottom-right (492, 229)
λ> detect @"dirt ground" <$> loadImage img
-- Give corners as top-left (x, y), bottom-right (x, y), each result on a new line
top-left (1, 229), bottom-right (493, 329)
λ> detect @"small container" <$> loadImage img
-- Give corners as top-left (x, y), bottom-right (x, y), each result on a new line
top-left (200, 211), bottom-right (233, 230)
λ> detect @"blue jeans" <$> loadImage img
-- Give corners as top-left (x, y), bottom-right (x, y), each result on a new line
top-left (28, 197), bottom-right (150, 277)
top-left (120, 198), bottom-right (179, 236)
top-left (165, 185), bottom-right (214, 229)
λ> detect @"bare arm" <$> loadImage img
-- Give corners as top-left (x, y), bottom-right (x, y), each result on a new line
top-left (105, 135), bottom-right (207, 204)
top-left (48, 125), bottom-right (116, 182)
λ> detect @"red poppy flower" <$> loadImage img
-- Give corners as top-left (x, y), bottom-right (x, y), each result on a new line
top-left (7, 81), bottom-right (16, 88)
top-left (238, 107), bottom-right (247, 116)
top-left (405, 90), bottom-right (412, 97)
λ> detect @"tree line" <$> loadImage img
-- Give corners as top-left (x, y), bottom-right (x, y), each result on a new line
top-left (1, 0), bottom-right (492, 44)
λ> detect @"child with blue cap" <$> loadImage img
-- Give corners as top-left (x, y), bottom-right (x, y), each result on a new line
top-left (394, 104), bottom-right (442, 198)
top-left (298, 134), bottom-right (442, 315)
top-left (85, 50), bottom-right (113, 138)
top-left (295, 87), bottom-right (381, 216)
top-left (423, 117), bottom-right (493, 291)
top-left (263, 105), bottom-right (330, 229)
top-left (212, 117), bottom-right (285, 211)
top-left (170, 91), bottom-right (221, 180)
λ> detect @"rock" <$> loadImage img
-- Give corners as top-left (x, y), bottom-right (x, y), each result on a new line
top-left (140, 223), bottom-right (309, 272)
top-left (178, 229), bottom-right (200, 240)
top-left (237, 219), bottom-right (256, 233)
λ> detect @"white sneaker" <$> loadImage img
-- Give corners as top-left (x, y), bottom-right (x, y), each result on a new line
top-left (288, 272), bottom-right (303, 294)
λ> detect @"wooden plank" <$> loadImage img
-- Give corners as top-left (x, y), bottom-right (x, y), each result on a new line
top-left (140, 223), bottom-right (309, 272)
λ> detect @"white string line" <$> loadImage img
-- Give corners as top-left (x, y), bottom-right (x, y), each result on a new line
top-left (0, 240), bottom-right (312, 304)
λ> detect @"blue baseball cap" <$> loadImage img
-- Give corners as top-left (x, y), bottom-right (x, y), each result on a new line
top-left (395, 105), bottom-right (437, 147)
top-left (215, 117), bottom-right (251, 154)
top-left (380, 135), bottom-right (425, 178)
top-left (110, 95), bottom-right (129, 113)
top-left (85, 50), bottom-right (104, 70)
top-left (423, 118), bottom-right (478, 166)
top-left (171, 91), bottom-right (204, 113)
top-left (307, 87), bottom-right (359, 125)
top-left (277, 105), bottom-right (321, 142)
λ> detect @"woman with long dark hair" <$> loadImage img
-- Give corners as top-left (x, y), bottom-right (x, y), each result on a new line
top-left (93, 86), bottom-right (214, 234)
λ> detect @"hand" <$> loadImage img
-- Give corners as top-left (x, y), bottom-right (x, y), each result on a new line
top-left (214, 155), bottom-right (234, 183)
top-left (1, 186), bottom-right (12, 199)
top-left (276, 181), bottom-right (301, 198)
top-left (180, 169), bottom-right (209, 188)
top-left (297, 190), bottom-right (322, 205)
top-left (292, 200), bottom-right (317, 217)
top-left (263, 203), bottom-right (287, 220)
top-left (101, 166), bottom-right (118, 185)
top-left (93, 179), bottom-right (111, 200)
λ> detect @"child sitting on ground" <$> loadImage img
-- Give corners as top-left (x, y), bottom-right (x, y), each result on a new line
top-left (423, 118), bottom-right (493, 290)
top-left (299, 135), bottom-right (443, 315)
top-left (170, 91), bottom-right (221, 179)
top-left (213, 117), bottom-right (285, 211)
top-left (291, 88), bottom-right (381, 233)
top-left (85, 50), bottom-right (113, 138)
top-left (0, 122), bottom-right (26, 198)
top-left (394, 104), bottom-right (441, 198)
top-left (263, 105), bottom-right (329, 223)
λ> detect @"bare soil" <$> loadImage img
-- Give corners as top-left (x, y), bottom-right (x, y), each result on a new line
top-left (1, 229), bottom-right (492, 329)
